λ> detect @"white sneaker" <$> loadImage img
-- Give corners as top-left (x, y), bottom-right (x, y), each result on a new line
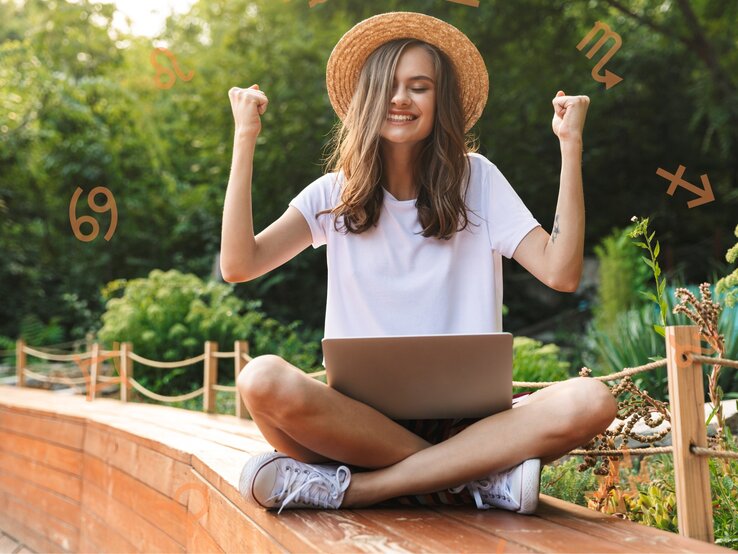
top-left (239, 451), bottom-right (352, 515)
top-left (448, 458), bottom-right (541, 514)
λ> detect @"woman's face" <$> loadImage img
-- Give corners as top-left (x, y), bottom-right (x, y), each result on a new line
top-left (379, 45), bottom-right (436, 146)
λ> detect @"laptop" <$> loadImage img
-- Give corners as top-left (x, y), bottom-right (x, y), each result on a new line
top-left (322, 332), bottom-right (513, 420)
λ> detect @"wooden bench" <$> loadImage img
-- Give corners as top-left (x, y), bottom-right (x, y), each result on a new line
top-left (0, 385), bottom-right (730, 553)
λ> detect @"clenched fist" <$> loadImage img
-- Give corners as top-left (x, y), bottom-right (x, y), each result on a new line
top-left (229, 84), bottom-right (269, 139)
top-left (551, 90), bottom-right (589, 144)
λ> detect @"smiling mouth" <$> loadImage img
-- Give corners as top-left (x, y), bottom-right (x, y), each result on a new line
top-left (386, 116), bottom-right (418, 124)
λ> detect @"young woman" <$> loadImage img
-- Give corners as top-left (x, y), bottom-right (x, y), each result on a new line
top-left (220, 12), bottom-right (617, 516)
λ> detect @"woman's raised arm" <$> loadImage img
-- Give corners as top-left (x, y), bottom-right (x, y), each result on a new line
top-left (219, 85), bottom-right (312, 282)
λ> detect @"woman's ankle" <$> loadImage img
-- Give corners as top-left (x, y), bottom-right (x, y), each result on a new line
top-left (340, 472), bottom-right (377, 508)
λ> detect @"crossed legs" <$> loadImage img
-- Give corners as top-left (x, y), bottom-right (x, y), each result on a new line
top-left (237, 354), bottom-right (618, 509)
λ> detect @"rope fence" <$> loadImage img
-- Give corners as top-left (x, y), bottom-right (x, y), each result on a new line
top-left (13, 338), bottom-right (254, 419)
top-left (8, 323), bottom-right (736, 543)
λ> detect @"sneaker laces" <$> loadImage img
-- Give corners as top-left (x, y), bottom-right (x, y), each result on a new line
top-left (269, 463), bottom-right (351, 515)
top-left (448, 469), bottom-right (514, 511)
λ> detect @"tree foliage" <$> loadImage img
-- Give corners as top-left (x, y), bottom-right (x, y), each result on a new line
top-left (1, 0), bottom-right (736, 350)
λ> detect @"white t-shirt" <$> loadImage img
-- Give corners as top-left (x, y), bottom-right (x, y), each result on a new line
top-left (288, 152), bottom-right (541, 367)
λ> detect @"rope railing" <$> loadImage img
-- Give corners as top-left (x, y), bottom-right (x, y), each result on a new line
top-left (22, 367), bottom-right (89, 386)
top-left (22, 346), bottom-right (97, 362)
top-left (690, 354), bottom-right (738, 368)
top-left (212, 384), bottom-right (237, 392)
top-left (691, 446), bottom-right (738, 459)
top-left (127, 351), bottom-right (206, 368)
top-left (570, 446), bottom-right (674, 456)
top-left (14, 338), bottom-right (253, 419)
top-left (128, 377), bottom-right (205, 403)
top-left (512, 358), bottom-right (669, 388)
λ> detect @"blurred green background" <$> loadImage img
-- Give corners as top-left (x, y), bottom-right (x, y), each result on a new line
top-left (1, 0), bottom-right (737, 402)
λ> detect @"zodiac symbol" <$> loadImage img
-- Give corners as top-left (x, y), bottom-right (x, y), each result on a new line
top-left (151, 47), bottom-right (195, 90)
top-left (656, 165), bottom-right (715, 208)
top-left (576, 21), bottom-right (623, 89)
top-left (71, 343), bottom-right (121, 401)
top-left (172, 482), bottom-right (209, 521)
top-left (150, 481), bottom-right (209, 522)
top-left (69, 186), bottom-right (118, 242)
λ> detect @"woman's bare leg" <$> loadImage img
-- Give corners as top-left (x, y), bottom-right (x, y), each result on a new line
top-left (341, 377), bottom-right (618, 507)
top-left (238, 355), bottom-right (617, 508)
top-left (238, 355), bottom-right (434, 469)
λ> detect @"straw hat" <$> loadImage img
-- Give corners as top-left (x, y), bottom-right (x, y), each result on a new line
top-left (326, 11), bottom-right (489, 134)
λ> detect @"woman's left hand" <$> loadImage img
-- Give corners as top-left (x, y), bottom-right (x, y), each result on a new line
top-left (551, 90), bottom-right (590, 144)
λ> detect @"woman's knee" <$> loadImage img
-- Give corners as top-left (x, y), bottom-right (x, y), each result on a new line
top-left (237, 354), bottom-right (304, 411)
top-left (557, 377), bottom-right (618, 435)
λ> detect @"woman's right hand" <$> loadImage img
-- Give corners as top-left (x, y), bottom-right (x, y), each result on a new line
top-left (228, 84), bottom-right (268, 139)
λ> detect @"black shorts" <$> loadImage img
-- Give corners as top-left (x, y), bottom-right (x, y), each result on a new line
top-left (390, 391), bottom-right (532, 446)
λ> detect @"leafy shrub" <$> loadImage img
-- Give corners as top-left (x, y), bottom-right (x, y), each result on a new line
top-left (512, 336), bottom-right (570, 394)
top-left (544, 434), bottom-right (738, 546)
top-left (97, 269), bottom-right (321, 396)
top-left (540, 457), bottom-right (598, 506)
top-left (716, 223), bottom-right (738, 309)
top-left (16, 313), bottom-right (64, 347)
top-left (582, 284), bottom-right (738, 401)
top-left (583, 303), bottom-right (671, 399)
top-left (592, 223), bottom-right (652, 336)
top-left (624, 455), bottom-right (679, 533)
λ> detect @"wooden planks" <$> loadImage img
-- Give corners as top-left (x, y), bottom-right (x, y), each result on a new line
top-left (0, 532), bottom-right (22, 553)
top-left (0, 385), bottom-right (733, 554)
top-left (534, 494), bottom-right (729, 553)
top-left (0, 490), bottom-right (74, 553)
top-left (0, 398), bottom-right (84, 553)
top-left (0, 408), bottom-right (85, 450)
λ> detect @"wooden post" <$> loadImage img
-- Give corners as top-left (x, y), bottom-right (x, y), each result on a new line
top-left (665, 325), bottom-right (714, 542)
top-left (203, 341), bottom-right (217, 413)
top-left (120, 342), bottom-right (131, 402)
top-left (234, 340), bottom-right (250, 419)
top-left (16, 339), bottom-right (25, 388)
top-left (88, 342), bottom-right (100, 401)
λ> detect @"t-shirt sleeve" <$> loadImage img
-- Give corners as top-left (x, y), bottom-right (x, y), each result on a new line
top-left (288, 174), bottom-right (334, 249)
top-left (485, 160), bottom-right (541, 259)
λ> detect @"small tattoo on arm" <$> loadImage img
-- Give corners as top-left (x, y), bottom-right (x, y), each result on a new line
top-left (551, 214), bottom-right (560, 243)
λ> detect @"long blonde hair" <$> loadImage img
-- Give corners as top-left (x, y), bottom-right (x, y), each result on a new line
top-left (317, 38), bottom-right (481, 241)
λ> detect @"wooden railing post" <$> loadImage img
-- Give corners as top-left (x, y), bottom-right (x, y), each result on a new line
top-left (204, 341), bottom-right (217, 413)
top-left (88, 342), bottom-right (100, 401)
top-left (665, 325), bottom-right (714, 542)
top-left (16, 339), bottom-right (25, 388)
top-left (234, 340), bottom-right (249, 419)
top-left (120, 342), bottom-right (131, 402)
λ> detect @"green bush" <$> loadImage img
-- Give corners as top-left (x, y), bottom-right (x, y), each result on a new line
top-left (583, 302), bottom-right (671, 399)
top-left (622, 440), bottom-right (738, 544)
top-left (716, 224), bottom-right (738, 309)
top-left (592, 224), bottom-right (652, 336)
top-left (512, 336), bottom-right (571, 394)
top-left (582, 284), bottom-right (738, 401)
top-left (97, 269), bottom-right (322, 397)
top-left (540, 457), bottom-right (598, 506)
top-left (545, 443), bottom-right (738, 546)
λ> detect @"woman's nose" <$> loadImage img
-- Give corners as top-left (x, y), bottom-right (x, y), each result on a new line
top-left (391, 86), bottom-right (410, 104)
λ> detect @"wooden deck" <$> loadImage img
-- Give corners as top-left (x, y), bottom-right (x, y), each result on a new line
top-left (0, 530), bottom-right (33, 553)
top-left (0, 385), bottom-right (731, 553)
